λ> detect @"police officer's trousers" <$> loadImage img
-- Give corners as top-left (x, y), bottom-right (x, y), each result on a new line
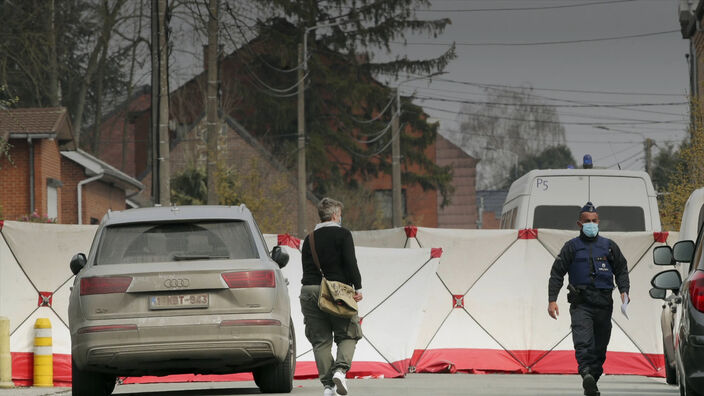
top-left (300, 285), bottom-right (363, 388)
top-left (570, 302), bottom-right (613, 380)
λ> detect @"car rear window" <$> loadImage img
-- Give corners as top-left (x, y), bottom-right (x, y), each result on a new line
top-left (95, 221), bottom-right (259, 264)
top-left (532, 205), bottom-right (645, 231)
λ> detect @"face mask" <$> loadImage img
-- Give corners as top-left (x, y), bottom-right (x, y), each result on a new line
top-left (338, 216), bottom-right (343, 226)
top-left (582, 222), bottom-right (599, 238)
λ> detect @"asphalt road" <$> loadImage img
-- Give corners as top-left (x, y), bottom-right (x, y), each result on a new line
top-left (0, 374), bottom-right (679, 396)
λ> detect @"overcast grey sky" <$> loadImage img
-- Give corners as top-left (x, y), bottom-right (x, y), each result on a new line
top-left (387, 0), bottom-right (690, 171)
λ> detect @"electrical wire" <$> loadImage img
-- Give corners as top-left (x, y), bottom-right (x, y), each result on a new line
top-left (411, 95), bottom-right (687, 109)
top-left (413, 0), bottom-right (639, 12)
top-left (421, 104), bottom-right (686, 126)
top-left (393, 29), bottom-right (678, 47)
top-left (350, 95), bottom-right (396, 124)
top-left (391, 74), bottom-right (685, 97)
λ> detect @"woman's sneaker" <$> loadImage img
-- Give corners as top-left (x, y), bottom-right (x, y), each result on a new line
top-left (333, 370), bottom-right (348, 395)
top-left (323, 386), bottom-right (336, 396)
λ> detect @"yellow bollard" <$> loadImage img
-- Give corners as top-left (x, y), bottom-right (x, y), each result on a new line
top-left (0, 317), bottom-right (13, 388)
top-left (33, 318), bottom-right (52, 387)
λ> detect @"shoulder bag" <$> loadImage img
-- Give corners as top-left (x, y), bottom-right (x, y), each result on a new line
top-left (309, 231), bottom-right (358, 318)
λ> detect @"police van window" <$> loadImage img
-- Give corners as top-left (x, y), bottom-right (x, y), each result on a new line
top-left (533, 206), bottom-right (581, 229)
top-left (509, 208), bottom-right (517, 228)
top-left (595, 206), bottom-right (645, 231)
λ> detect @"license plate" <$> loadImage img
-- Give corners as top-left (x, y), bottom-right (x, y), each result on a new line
top-left (149, 294), bottom-right (209, 310)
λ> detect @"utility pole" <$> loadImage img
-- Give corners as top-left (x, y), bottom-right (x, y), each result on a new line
top-left (150, 0), bottom-right (160, 204)
top-left (157, 0), bottom-right (170, 205)
top-left (297, 43), bottom-right (306, 237)
top-left (644, 138), bottom-right (655, 178)
top-left (391, 100), bottom-right (402, 227)
top-left (206, 0), bottom-right (219, 205)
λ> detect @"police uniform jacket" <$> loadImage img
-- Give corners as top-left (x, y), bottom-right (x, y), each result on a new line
top-left (548, 231), bottom-right (629, 303)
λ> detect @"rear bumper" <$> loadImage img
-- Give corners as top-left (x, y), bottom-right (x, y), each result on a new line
top-left (72, 316), bottom-right (289, 376)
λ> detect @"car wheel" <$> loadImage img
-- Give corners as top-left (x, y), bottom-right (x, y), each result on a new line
top-left (664, 342), bottom-right (677, 385)
top-left (253, 321), bottom-right (296, 394)
top-left (72, 358), bottom-right (116, 396)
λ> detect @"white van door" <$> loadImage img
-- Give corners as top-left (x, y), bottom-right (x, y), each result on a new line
top-left (588, 176), bottom-right (650, 231)
top-left (528, 175), bottom-right (588, 229)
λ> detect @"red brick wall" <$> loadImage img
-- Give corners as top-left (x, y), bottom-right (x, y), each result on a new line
top-left (436, 135), bottom-right (478, 229)
top-left (60, 157), bottom-right (126, 224)
top-left (481, 211), bottom-right (501, 229)
top-left (83, 181), bottom-right (125, 224)
top-left (0, 139), bottom-right (31, 220)
top-left (95, 93), bottom-right (151, 177)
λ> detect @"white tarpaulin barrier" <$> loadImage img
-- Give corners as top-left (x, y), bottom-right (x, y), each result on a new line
top-left (366, 226), bottom-right (675, 377)
top-left (1, 222), bottom-right (674, 386)
top-left (0, 220), bottom-right (97, 386)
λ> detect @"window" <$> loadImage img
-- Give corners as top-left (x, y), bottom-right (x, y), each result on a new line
top-left (374, 189), bottom-right (406, 225)
top-left (533, 206), bottom-right (581, 230)
top-left (47, 186), bottom-right (58, 220)
top-left (594, 206), bottom-right (645, 231)
top-left (532, 205), bottom-right (645, 231)
top-left (95, 220), bottom-right (258, 265)
top-left (500, 208), bottom-right (517, 229)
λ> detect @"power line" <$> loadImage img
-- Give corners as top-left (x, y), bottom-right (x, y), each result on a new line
top-left (414, 0), bottom-right (639, 12)
top-left (389, 73), bottom-right (686, 97)
top-left (421, 104), bottom-right (686, 126)
top-left (393, 29), bottom-right (678, 47)
top-left (412, 95), bottom-right (687, 109)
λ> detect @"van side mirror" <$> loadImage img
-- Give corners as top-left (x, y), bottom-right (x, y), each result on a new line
top-left (653, 246), bottom-right (674, 266)
top-left (70, 253), bottom-right (87, 275)
top-left (673, 240), bottom-right (695, 263)
top-left (649, 287), bottom-right (666, 300)
top-left (271, 246), bottom-right (289, 269)
top-left (651, 269), bottom-right (682, 294)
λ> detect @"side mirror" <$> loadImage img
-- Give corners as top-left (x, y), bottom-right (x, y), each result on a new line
top-left (651, 269), bottom-right (682, 293)
top-left (653, 246), bottom-right (675, 266)
top-left (70, 253), bottom-right (87, 275)
top-left (673, 240), bottom-right (695, 263)
top-left (271, 246), bottom-right (289, 268)
top-left (649, 287), bottom-right (666, 300)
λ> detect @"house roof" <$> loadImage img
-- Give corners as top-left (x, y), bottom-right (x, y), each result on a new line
top-left (61, 149), bottom-right (144, 193)
top-left (0, 107), bottom-right (74, 143)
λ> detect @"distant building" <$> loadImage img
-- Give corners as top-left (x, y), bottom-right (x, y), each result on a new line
top-left (92, 27), bottom-right (479, 232)
top-left (0, 107), bottom-right (142, 224)
top-left (436, 134), bottom-right (479, 228)
top-left (476, 190), bottom-right (508, 229)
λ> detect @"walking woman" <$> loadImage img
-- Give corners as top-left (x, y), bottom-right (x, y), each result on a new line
top-left (300, 198), bottom-right (363, 396)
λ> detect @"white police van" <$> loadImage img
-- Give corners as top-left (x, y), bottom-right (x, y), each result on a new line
top-left (500, 169), bottom-right (661, 231)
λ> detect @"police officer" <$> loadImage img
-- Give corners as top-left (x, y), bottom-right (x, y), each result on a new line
top-left (547, 202), bottom-right (630, 396)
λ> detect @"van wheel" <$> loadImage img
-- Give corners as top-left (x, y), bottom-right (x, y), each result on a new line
top-left (253, 321), bottom-right (296, 393)
top-left (72, 358), bottom-right (116, 396)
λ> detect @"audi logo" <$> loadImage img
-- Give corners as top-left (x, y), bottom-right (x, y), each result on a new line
top-left (164, 278), bottom-right (190, 288)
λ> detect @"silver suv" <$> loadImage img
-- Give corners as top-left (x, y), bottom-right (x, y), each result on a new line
top-left (68, 205), bottom-right (295, 395)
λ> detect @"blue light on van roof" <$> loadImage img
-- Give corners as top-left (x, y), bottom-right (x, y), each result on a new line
top-left (583, 154), bottom-right (593, 169)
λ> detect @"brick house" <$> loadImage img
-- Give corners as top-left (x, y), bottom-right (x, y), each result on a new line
top-left (0, 107), bottom-right (142, 224)
top-left (93, 34), bottom-right (480, 230)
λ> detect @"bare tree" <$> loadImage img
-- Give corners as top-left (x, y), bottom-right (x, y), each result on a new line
top-left (444, 86), bottom-right (566, 190)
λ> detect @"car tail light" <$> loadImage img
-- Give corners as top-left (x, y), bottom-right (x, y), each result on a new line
top-left (78, 324), bottom-right (137, 334)
top-left (689, 271), bottom-right (704, 312)
top-left (80, 276), bottom-right (132, 295)
top-left (222, 270), bottom-right (275, 288)
top-left (220, 319), bottom-right (281, 327)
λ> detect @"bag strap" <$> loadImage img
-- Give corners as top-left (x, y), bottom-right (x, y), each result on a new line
top-left (308, 231), bottom-right (325, 277)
